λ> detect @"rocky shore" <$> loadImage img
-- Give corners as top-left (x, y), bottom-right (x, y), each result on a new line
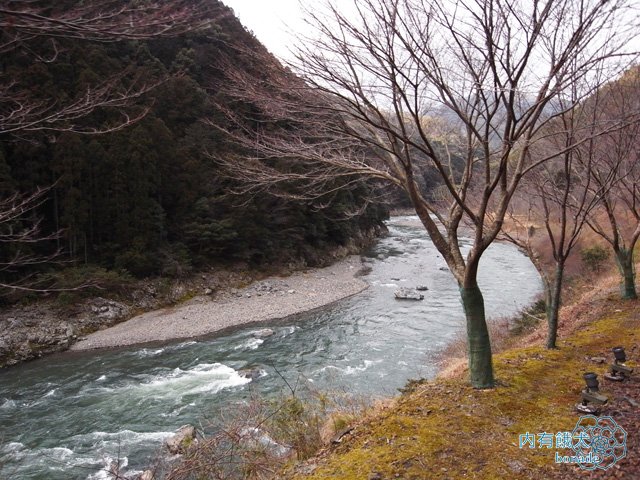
top-left (71, 256), bottom-right (368, 350)
top-left (0, 254), bottom-right (370, 365)
top-left (0, 297), bottom-right (131, 367)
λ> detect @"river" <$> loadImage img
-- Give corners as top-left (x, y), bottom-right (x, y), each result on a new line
top-left (0, 216), bottom-right (542, 479)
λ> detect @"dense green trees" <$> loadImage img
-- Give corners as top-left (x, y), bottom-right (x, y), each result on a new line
top-left (0, 1), bottom-right (387, 292)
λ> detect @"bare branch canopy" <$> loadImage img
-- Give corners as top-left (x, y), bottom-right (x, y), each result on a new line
top-left (212, 0), bottom-right (640, 387)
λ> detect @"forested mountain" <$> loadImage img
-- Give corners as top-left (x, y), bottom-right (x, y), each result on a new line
top-left (0, 1), bottom-right (387, 290)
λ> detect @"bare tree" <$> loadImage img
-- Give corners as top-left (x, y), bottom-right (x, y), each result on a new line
top-left (213, 0), bottom-right (638, 388)
top-left (584, 68), bottom-right (640, 299)
top-left (0, 186), bottom-right (66, 293)
top-left (0, 186), bottom-right (103, 294)
top-left (501, 86), bottom-right (619, 349)
top-left (0, 1), bottom-right (214, 45)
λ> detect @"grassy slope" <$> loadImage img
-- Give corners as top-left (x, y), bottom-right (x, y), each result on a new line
top-left (287, 290), bottom-right (639, 479)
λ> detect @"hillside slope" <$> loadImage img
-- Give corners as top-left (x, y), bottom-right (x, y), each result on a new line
top-left (0, 0), bottom-right (387, 295)
top-left (287, 277), bottom-right (639, 479)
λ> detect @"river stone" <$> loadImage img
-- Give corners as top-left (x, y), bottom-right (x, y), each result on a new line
top-left (241, 427), bottom-right (291, 457)
top-left (394, 288), bottom-right (424, 301)
top-left (239, 368), bottom-right (263, 380)
top-left (138, 471), bottom-right (154, 480)
top-left (165, 425), bottom-right (197, 454)
top-left (415, 285), bottom-right (429, 291)
top-left (87, 298), bottom-right (129, 321)
top-left (252, 328), bottom-right (275, 338)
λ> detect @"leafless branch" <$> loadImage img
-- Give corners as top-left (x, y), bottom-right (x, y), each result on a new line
top-left (0, 0), bottom-right (226, 137)
top-left (210, 0), bottom-right (639, 386)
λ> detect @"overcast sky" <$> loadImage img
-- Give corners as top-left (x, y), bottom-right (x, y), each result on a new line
top-left (221, 0), bottom-right (305, 60)
top-left (220, 1), bottom-right (640, 80)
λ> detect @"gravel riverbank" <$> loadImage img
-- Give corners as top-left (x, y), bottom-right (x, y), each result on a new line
top-left (70, 255), bottom-right (368, 350)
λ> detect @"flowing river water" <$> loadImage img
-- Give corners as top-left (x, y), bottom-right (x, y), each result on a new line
top-left (0, 217), bottom-right (542, 479)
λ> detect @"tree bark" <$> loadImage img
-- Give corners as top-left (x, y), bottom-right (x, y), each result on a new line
top-left (615, 249), bottom-right (637, 300)
top-left (460, 282), bottom-right (494, 388)
top-left (546, 263), bottom-right (565, 349)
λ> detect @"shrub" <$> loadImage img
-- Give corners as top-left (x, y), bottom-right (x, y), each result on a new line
top-left (35, 266), bottom-right (134, 302)
top-left (114, 249), bottom-right (159, 277)
top-left (159, 243), bottom-right (193, 278)
top-left (581, 245), bottom-right (610, 273)
top-left (164, 384), bottom-right (366, 480)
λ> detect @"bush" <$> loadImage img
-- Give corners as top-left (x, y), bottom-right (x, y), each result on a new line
top-left (164, 384), bottom-right (366, 480)
top-left (581, 245), bottom-right (610, 273)
top-left (36, 266), bottom-right (134, 301)
top-left (159, 243), bottom-right (193, 278)
top-left (114, 249), bottom-right (159, 277)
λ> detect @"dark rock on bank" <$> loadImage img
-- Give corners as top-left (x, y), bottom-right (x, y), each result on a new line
top-left (0, 298), bottom-right (129, 367)
top-left (239, 368), bottom-right (264, 380)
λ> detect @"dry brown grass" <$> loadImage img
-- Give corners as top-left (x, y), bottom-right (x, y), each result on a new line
top-left (161, 384), bottom-right (373, 480)
top-left (287, 294), bottom-right (640, 480)
top-left (436, 262), bottom-right (631, 383)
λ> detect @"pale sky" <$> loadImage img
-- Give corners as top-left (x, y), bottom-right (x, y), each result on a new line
top-left (220, 1), bottom-right (640, 79)
top-left (221, 0), bottom-right (305, 60)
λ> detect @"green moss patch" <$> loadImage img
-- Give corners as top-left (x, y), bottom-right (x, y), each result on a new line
top-left (290, 302), bottom-right (639, 479)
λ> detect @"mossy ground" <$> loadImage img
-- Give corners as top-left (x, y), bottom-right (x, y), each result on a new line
top-left (288, 297), bottom-right (639, 479)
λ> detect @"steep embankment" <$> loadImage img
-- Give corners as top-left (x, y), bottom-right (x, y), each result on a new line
top-left (287, 277), bottom-right (639, 479)
top-left (0, 0), bottom-right (387, 294)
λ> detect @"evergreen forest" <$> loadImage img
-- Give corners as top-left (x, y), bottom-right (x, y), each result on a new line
top-left (0, 1), bottom-right (389, 292)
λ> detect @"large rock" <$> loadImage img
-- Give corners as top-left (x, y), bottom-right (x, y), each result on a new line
top-left (87, 298), bottom-right (129, 322)
top-left (0, 314), bottom-right (81, 367)
top-left (252, 328), bottom-right (275, 338)
top-left (165, 425), bottom-right (197, 454)
top-left (394, 288), bottom-right (424, 301)
top-left (1, 295), bottom-right (134, 368)
top-left (239, 367), bottom-right (264, 380)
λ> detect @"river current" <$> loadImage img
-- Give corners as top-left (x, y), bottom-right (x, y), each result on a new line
top-left (0, 216), bottom-right (542, 479)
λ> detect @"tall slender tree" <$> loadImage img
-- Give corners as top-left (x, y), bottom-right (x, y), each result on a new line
top-left (501, 87), bottom-right (618, 349)
top-left (584, 68), bottom-right (640, 299)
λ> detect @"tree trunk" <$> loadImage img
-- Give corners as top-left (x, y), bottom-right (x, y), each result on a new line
top-left (616, 249), bottom-right (637, 300)
top-left (460, 282), bottom-right (494, 388)
top-left (546, 263), bottom-right (564, 349)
